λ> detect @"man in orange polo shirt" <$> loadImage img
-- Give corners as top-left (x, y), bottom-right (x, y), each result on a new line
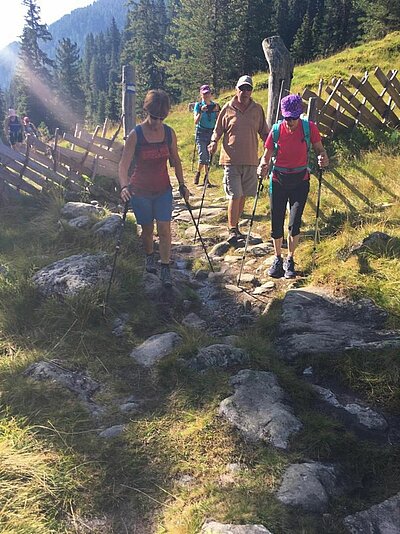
top-left (209, 75), bottom-right (268, 246)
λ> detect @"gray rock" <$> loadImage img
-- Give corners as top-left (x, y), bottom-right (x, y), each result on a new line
top-left (182, 312), bottom-right (207, 330)
top-left (93, 214), bottom-right (122, 237)
top-left (32, 252), bottom-right (110, 297)
top-left (210, 242), bottom-right (231, 257)
top-left (313, 386), bottom-right (388, 431)
top-left (343, 492), bottom-right (400, 533)
top-left (221, 335), bottom-right (241, 347)
top-left (201, 521), bottom-right (273, 533)
top-left (99, 425), bottom-right (125, 438)
top-left (238, 273), bottom-right (257, 284)
top-left (111, 313), bottom-right (130, 337)
top-left (187, 344), bottom-right (249, 372)
top-left (345, 231), bottom-right (391, 259)
top-left (143, 272), bottom-right (163, 297)
top-left (194, 269), bottom-right (209, 281)
top-left (130, 332), bottom-right (183, 367)
top-left (219, 370), bottom-right (302, 449)
top-left (276, 287), bottom-right (398, 360)
top-left (66, 215), bottom-right (94, 229)
top-left (224, 284), bottom-right (243, 293)
top-left (253, 281), bottom-right (275, 295)
top-left (120, 401), bottom-right (141, 414)
top-left (277, 462), bottom-right (346, 513)
top-left (24, 360), bottom-right (100, 401)
top-left (61, 201), bottom-right (105, 219)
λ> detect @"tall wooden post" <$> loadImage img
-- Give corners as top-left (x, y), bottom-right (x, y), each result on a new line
top-left (122, 65), bottom-right (136, 139)
top-left (262, 36), bottom-right (294, 129)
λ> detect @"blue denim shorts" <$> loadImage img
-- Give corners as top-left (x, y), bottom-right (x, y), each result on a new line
top-left (130, 187), bottom-right (173, 226)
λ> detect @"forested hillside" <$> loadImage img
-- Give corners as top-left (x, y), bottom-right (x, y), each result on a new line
top-left (0, 0), bottom-right (399, 134)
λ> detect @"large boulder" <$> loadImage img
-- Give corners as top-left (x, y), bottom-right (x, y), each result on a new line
top-left (61, 201), bottom-right (105, 219)
top-left (277, 462), bottom-right (348, 513)
top-left (93, 214), bottom-right (123, 237)
top-left (32, 252), bottom-right (110, 297)
top-left (219, 370), bottom-right (302, 449)
top-left (343, 492), bottom-right (400, 533)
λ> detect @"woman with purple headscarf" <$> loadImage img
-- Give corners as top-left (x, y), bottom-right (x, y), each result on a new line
top-left (257, 94), bottom-right (329, 279)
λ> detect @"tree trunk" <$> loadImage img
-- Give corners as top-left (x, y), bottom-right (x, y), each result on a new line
top-left (262, 36), bottom-right (294, 129)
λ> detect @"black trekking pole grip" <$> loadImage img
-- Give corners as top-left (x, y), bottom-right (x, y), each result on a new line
top-left (103, 200), bottom-right (130, 317)
top-left (237, 175), bottom-right (264, 286)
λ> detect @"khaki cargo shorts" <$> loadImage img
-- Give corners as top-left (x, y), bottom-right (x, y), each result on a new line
top-left (223, 165), bottom-right (258, 199)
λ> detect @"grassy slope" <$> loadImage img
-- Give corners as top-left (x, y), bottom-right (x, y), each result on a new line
top-left (0, 33), bottom-right (399, 533)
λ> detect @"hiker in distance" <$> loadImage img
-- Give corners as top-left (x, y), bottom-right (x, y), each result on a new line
top-left (23, 116), bottom-right (40, 139)
top-left (4, 109), bottom-right (23, 150)
top-left (208, 75), bottom-right (269, 246)
top-left (193, 84), bottom-right (220, 186)
top-left (118, 89), bottom-right (190, 288)
top-left (257, 94), bottom-right (329, 279)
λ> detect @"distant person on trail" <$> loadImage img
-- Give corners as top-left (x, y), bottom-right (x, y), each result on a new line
top-left (4, 109), bottom-right (23, 150)
top-left (118, 89), bottom-right (190, 288)
top-left (208, 75), bottom-right (269, 246)
top-left (257, 94), bottom-right (329, 279)
top-left (193, 84), bottom-right (220, 187)
top-left (23, 116), bottom-right (40, 139)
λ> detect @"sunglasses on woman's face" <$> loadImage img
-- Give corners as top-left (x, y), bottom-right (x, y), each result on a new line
top-left (149, 114), bottom-right (166, 121)
top-left (284, 116), bottom-right (300, 122)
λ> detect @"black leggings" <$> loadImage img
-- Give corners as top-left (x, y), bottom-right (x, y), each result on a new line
top-left (270, 179), bottom-right (310, 239)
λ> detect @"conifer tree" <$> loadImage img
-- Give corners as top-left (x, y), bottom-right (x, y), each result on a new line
top-left (54, 38), bottom-right (85, 132)
top-left (14, 0), bottom-right (55, 129)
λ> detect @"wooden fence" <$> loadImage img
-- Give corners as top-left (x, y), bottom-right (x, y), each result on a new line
top-left (303, 67), bottom-right (400, 137)
top-left (0, 119), bottom-right (123, 202)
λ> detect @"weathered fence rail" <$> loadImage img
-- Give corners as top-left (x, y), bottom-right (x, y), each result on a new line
top-left (303, 67), bottom-right (400, 138)
top-left (0, 120), bottom-right (123, 203)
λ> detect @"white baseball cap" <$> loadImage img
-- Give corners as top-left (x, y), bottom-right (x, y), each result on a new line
top-left (236, 75), bottom-right (253, 89)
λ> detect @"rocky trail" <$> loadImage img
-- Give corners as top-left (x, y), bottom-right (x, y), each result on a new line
top-left (24, 186), bottom-right (400, 533)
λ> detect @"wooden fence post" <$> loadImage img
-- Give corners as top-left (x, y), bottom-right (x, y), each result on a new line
top-left (122, 65), bottom-right (136, 139)
top-left (307, 97), bottom-right (318, 122)
top-left (262, 36), bottom-right (294, 129)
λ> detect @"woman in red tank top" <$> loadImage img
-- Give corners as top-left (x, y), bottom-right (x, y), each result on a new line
top-left (119, 89), bottom-right (190, 288)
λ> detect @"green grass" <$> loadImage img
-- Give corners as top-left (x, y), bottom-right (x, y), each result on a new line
top-left (0, 33), bottom-right (400, 533)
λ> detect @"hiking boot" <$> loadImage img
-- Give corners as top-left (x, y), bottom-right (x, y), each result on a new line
top-left (268, 256), bottom-right (284, 278)
top-left (194, 171), bottom-right (200, 185)
top-left (160, 264), bottom-right (173, 288)
top-left (283, 256), bottom-right (296, 279)
top-left (235, 225), bottom-right (246, 239)
top-left (145, 253), bottom-right (157, 274)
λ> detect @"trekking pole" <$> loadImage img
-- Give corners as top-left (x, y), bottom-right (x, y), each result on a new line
top-left (103, 200), bottom-right (130, 317)
top-left (312, 168), bottom-right (323, 270)
top-left (193, 154), bottom-right (212, 244)
top-left (182, 194), bottom-right (214, 272)
top-left (237, 175), bottom-right (264, 286)
top-left (191, 137), bottom-right (196, 171)
top-left (275, 79), bottom-right (285, 123)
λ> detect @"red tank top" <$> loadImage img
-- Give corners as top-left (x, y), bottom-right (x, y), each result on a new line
top-left (129, 125), bottom-right (171, 195)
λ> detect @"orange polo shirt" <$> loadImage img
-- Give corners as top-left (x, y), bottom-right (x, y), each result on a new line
top-left (211, 97), bottom-right (269, 166)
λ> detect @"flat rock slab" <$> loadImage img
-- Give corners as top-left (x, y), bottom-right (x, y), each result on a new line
top-left (277, 462), bottom-right (347, 513)
top-left (202, 522), bottom-right (273, 533)
top-left (219, 370), bottom-right (302, 449)
top-left (187, 344), bottom-right (249, 372)
top-left (61, 201), bottom-right (105, 219)
top-left (32, 252), bottom-right (110, 297)
top-left (276, 287), bottom-right (397, 360)
top-left (24, 360), bottom-right (101, 413)
top-left (343, 492), bottom-right (400, 533)
top-left (130, 332), bottom-right (183, 367)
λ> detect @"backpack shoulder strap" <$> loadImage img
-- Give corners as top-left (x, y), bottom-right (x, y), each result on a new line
top-left (301, 118), bottom-right (311, 151)
top-left (272, 120), bottom-right (282, 157)
top-left (164, 124), bottom-right (173, 147)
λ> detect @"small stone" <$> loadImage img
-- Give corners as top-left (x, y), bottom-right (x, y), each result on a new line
top-left (99, 425), bottom-right (125, 438)
top-left (238, 273), bottom-right (256, 284)
top-left (130, 332), bottom-right (183, 367)
top-left (253, 281), bottom-right (275, 294)
top-left (224, 284), bottom-right (242, 293)
top-left (210, 242), bottom-right (231, 257)
top-left (120, 402), bottom-right (140, 414)
top-left (194, 269), bottom-right (209, 280)
top-left (66, 215), bottom-right (94, 229)
top-left (224, 255), bottom-right (242, 263)
top-left (303, 366), bottom-right (313, 376)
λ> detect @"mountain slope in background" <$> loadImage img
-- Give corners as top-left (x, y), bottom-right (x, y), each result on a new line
top-left (0, 0), bottom-right (128, 89)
